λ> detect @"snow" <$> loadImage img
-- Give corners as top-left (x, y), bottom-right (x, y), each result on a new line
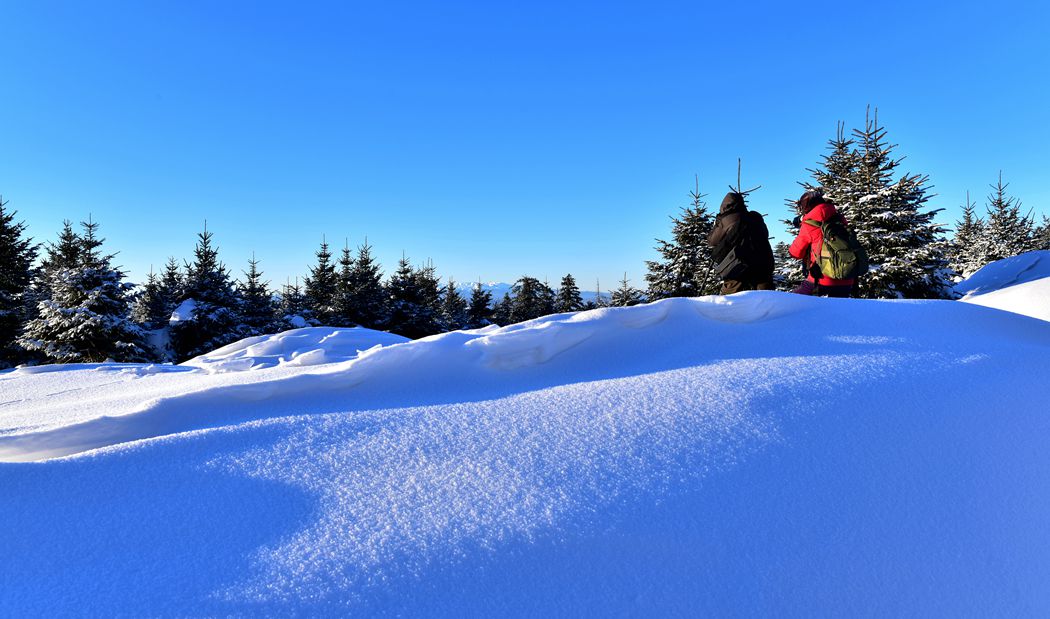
top-left (2, 285), bottom-right (1050, 615)
top-left (955, 250), bottom-right (1050, 297)
top-left (956, 250), bottom-right (1050, 322)
top-left (169, 298), bottom-right (197, 322)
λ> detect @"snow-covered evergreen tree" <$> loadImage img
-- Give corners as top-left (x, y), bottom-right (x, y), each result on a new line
top-left (0, 197), bottom-right (39, 367)
top-left (20, 217), bottom-right (148, 363)
top-left (555, 273), bottom-right (584, 313)
top-left (346, 240), bottom-right (387, 330)
top-left (412, 261), bottom-right (443, 336)
top-left (1035, 215), bottom-right (1050, 251)
top-left (611, 273), bottom-right (644, 307)
top-left (238, 254), bottom-right (278, 336)
top-left (773, 241), bottom-right (804, 291)
top-left (170, 225), bottom-right (244, 361)
top-left (159, 257), bottom-right (183, 319)
top-left (385, 255), bottom-right (441, 338)
top-left (304, 238), bottom-right (340, 326)
top-left (645, 176), bottom-right (719, 299)
top-left (980, 173), bottom-right (1037, 263)
top-left (440, 278), bottom-right (469, 331)
top-left (131, 267), bottom-right (169, 329)
top-left (490, 292), bottom-right (512, 326)
top-left (335, 241), bottom-right (356, 326)
top-left (949, 192), bottom-right (987, 279)
top-left (802, 110), bottom-right (953, 299)
top-left (509, 276), bottom-right (549, 323)
top-left (466, 281), bottom-right (493, 328)
top-left (279, 278), bottom-right (307, 327)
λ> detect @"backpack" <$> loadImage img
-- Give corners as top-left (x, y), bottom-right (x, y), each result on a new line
top-left (803, 218), bottom-right (869, 280)
top-left (712, 214), bottom-right (753, 280)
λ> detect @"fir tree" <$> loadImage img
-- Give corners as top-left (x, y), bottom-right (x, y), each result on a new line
top-left (279, 278), bottom-right (307, 327)
top-left (304, 237), bottom-right (340, 326)
top-left (440, 278), bottom-right (469, 331)
top-left (131, 267), bottom-right (170, 329)
top-left (412, 261), bottom-right (444, 336)
top-left (0, 196), bottom-right (39, 367)
top-left (466, 280), bottom-right (493, 328)
top-left (385, 255), bottom-right (442, 338)
top-left (555, 273), bottom-right (584, 313)
top-left (509, 276), bottom-right (549, 323)
top-left (802, 110), bottom-right (953, 299)
top-left (773, 241), bottom-right (804, 291)
top-left (1034, 215), bottom-right (1050, 251)
top-left (170, 224), bottom-right (244, 361)
top-left (238, 254), bottom-right (278, 335)
top-left (645, 176), bottom-right (719, 299)
top-left (347, 240), bottom-right (387, 329)
top-left (949, 192), bottom-right (987, 279)
top-left (40, 220), bottom-right (81, 276)
top-left (20, 217), bottom-right (148, 363)
top-left (335, 240), bottom-right (356, 326)
top-left (981, 172), bottom-right (1037, 263)
top-left (611, 273), bottom-right (644, 307)
top-left (491, 292), bottom-right (513, 326)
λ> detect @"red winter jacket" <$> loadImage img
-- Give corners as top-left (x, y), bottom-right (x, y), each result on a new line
top-left (789, 202), bottom-right (856, 287)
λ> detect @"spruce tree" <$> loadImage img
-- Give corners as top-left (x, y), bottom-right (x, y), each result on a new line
top-left (981, 173), bottom-right (1037, 263)
top-left (131, 267), bottom-right (170, 329)
top-left (466, 281), bottom-right (493, 328)
top-left (509, 276), bottom-right (548, 323)
top-left (335, 241), bottom-right (356, 326)
top-left (20, 217), bottom-right (149, 363)
top-left (0, 197), bottom-right (39, 367)
top-left (238, 254), bottom-right (278, 336)
top-left (304, 237), bottom-right (340, 326)
top-left (279, 278), bottom-right (307, 327)
top-left (802, 110), bottom-right (953, 299)
top-left (645, 176), bottom-right (720, 299)
top-left (490, 292), bottom-right (512, 326)
top-left (555, 273), bottom-right (584, 313)
top-left (170, 224), bottom-right (244, 360)
top-left (1034, 215), bottom-right (1050, 251)
top-left (347, 240), bottom-right (387, 329)
top-left (949, 192), bottom-right (987, 279)
top-left (611, 273), bottom-right (644, 307)
top-left (440, 278), bottom-right (469, 331)
top-left (772, 241), bottom-right (804, 291)
top-left (412, 261), bottom-right (444, 337)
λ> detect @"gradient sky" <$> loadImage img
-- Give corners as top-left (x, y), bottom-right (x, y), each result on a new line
top-left (2, 0), bottom-right (1048, 290)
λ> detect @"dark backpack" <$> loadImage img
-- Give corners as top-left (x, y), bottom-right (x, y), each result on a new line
top-left (803, 218), bottom-right (869, 279)
top-left (712, 214), bottom-right (753, 280)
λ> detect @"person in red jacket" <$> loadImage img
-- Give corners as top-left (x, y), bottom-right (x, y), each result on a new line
top-left (789, 190), bottom-right (855, 297)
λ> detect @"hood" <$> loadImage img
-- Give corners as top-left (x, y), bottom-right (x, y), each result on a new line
top-left (719, 192), bottom-right (747, 215)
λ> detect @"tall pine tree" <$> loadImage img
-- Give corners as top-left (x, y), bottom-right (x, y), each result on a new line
top-left (949, 192), bottom-right (987, 279)
top-left (611, 273), bottom-right (644, 307)
top-left (440, 278), bottom-right (469, 331)
top-left (0, 197), bottom-right (39, 367)
top-left (347, 240), bottom-right (387, 329)
top-left (466, 281), bottom-right (494, 328)
top-left (238, 254), bottom-right (278, 336)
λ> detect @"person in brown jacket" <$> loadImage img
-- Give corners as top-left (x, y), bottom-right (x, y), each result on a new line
top-left (707, 192), bottom-right (775, 295)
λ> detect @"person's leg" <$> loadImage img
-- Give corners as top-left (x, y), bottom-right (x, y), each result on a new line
top-left (818, 285), bottom-right (852, 298)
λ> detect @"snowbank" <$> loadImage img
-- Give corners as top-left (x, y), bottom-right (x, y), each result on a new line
top-left (962, 276), bottom-right (1050, 322)
top-left (955, 250), bottom-right (1050, 297)
top-left (2, 293), bottom-right (1049, 616)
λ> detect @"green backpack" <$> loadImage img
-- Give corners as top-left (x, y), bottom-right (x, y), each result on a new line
top-left (803, 218), bottom-right (869, 280)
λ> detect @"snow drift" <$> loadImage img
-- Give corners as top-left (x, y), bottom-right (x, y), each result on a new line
top-left (2, 290), bottom-right (1050, 616)
top-left (957, 250), bottom-right (1050, 322)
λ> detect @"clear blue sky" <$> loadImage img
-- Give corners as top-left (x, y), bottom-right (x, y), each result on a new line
top-left (2, 0), bottom-right (1048, 290)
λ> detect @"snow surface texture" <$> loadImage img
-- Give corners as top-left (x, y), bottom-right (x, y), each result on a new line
top-left (2, 288), bottom-right (1050, 615)
top-left (955, 250), bottom-right (1050, 297)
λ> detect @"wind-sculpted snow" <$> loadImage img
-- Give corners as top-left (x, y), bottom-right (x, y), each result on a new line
top-left (2, 292), bottom-right (1050, 616)
top-left (955, 249), bottom-right (1050, 297)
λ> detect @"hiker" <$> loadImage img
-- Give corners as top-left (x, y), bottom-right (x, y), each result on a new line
top-left (707, 192), bottom-right (775, 295)
top-left (789, 190), bottom-right (857, 297)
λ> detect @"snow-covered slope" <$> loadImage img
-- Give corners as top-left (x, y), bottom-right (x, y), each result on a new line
top-left (955, 250), bottom-right (1050, 297)
top-left (962, 276), bottom-right (1050, 322)
top-left (2, 293), bottom-right (1050, 616)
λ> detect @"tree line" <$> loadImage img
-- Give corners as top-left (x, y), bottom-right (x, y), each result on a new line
top-left (1, 109), bottom-right (1047, 367)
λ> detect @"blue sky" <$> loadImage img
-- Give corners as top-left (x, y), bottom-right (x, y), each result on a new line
top-left (2, 0), bottom-right (1048, 290)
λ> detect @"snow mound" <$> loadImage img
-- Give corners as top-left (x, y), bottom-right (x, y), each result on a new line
top-left (955, 250), bottom-right (1050, 297)
top-left (961, 276), bottom-right (1050, 322)
top-left (2, 292), bottom-right (1050, 616)
top-left (183, 327), bottom-right (410, 373)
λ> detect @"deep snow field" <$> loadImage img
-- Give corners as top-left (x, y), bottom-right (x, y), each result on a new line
top-left (2, 253), bottom-right (1050, 617)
